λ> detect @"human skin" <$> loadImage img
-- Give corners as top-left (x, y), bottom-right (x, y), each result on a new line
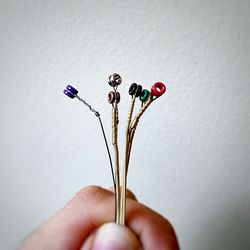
top-left (20, 186), bottom-right (179, 250)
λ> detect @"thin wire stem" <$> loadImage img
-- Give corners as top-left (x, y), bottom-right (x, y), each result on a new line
top-left (98, 116), bottom-right (117, 222)
top-left (76, 95), bottom-right (117, 222)
top-left (120, 95), bottom-right (154, 225)
top-left (98, 116), bottom-right (116, 189)
top-left (120, 97), bottom-right (136, 225)
top-left (112, 107), bottom-right (121, 224)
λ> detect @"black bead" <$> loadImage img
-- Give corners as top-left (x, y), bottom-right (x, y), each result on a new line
top-left (129, 83), bottom-right (138, 96)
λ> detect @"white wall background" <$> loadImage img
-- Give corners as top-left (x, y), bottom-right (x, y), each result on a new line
top-left (0, 0), bottom-right (250, 249)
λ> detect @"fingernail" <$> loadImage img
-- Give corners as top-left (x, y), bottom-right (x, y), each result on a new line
top-left (91, 223), bottom-right (141, 250)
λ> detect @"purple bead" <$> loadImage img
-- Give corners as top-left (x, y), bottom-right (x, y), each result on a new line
top-left (63, 89), bottom-right (75, 99)
top-left (66, 85), bottom-right (78, 95)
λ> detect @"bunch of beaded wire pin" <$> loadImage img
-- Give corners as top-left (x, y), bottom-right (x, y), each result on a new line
top-left (63, 85), bottom-right (117, 220)
top-left (107, 73), bottom-right (122, 223)
top-left (63, 75), bottom-right (166, 226)
top-left (119, 79), bottom-right (166, 225)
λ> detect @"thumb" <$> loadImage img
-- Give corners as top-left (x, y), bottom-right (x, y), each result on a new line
top-left (81, 223), bottom-right (142, 250)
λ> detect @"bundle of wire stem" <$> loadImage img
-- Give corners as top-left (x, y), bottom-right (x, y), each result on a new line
top-left (107, 74), bottom-right (166, 225)
top-left (63, 74), bottom-right (166, 226)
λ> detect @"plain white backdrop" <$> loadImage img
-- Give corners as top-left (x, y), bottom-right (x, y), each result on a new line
top-left (0, 0), bottom-right (250, 249)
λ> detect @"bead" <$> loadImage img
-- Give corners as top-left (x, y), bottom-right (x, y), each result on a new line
top-left (151, 82), bottom-right (166, 97)
top-left (115, 92), bottom-right (121, 104)
top-left (63, 89), bottom-right (75, 99)
top-left (129, 83), bottom-right (138, 96)
top-left (108, 91), bottom-right (121, 104)
top-left (108, 91), bottom-right (116, 104)
top-left (140, 89), bottom-right (150, 102)
top-left (135, 85), bottom-right (142, 97)
top-left (108, 73), bottom-right (122, 87)
top-left (66, 85), bottom-right (78, 95)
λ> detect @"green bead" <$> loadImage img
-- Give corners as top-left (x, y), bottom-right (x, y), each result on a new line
top-left (140, 89), bottom-right (150, 102)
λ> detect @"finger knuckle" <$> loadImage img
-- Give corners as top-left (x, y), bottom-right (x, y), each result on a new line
top-left (75, 185), bottom-right (103, 204)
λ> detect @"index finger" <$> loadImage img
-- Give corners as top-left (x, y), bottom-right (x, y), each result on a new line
top-left (22, 186), bottom-right (179, 250)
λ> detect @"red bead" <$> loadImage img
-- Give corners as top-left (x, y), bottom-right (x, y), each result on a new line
top-left (151, 82), bottom-right (166, 97)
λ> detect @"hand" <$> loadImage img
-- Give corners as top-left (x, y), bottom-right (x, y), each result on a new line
top-left (20, 186), bottom-right (179, 250)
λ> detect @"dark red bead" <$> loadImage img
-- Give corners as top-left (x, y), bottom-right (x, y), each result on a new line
top-left (151, 82), bottom-right (166, 97)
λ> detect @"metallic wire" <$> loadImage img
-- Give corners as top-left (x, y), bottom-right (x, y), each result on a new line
top-left (76, 94), bottom-right (117, 221)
